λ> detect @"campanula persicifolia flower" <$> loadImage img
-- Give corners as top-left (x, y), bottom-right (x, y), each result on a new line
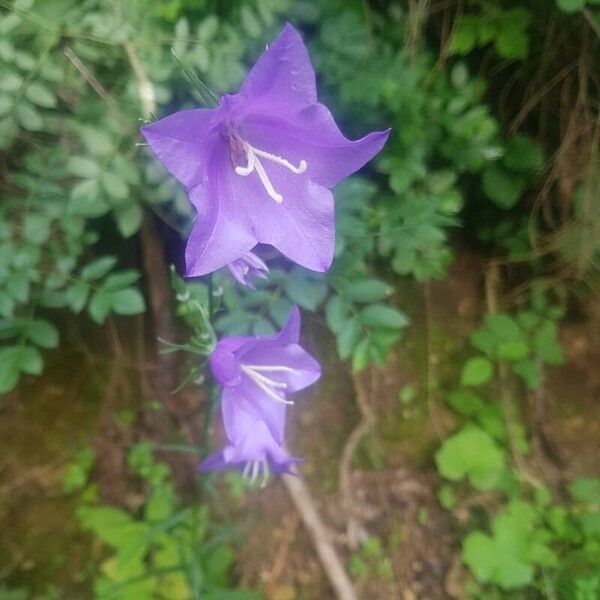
top-left (198, 407), bottom-right (302, 486)
top-left (208, 305), bottom-right (320, 444)
top-left (227, 250), bottom-right (269, 288)
top-left (142, 24), bottom-right (390, 277)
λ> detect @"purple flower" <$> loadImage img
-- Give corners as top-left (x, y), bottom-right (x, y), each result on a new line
top-left (227, 250), bottom-right (269, 288)
top-left (198, 408), bottom-right (302, 485)
top-left (142, 24), bottom-right (390, 277)
top-left (208, 305), bottom-right (320, 445)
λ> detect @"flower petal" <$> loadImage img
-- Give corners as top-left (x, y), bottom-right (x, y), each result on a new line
top-left (141, 108), bottom-right (219, 189)
top-left (242, 106), bottom-right (391, 189)
top-left (222, 385), bottom-right (287, 445)
top-left (275, 305), bottom-right (301, 345)
top-left (193, 137), bottom-right (334, 273)
top-left (241, 343), bottom-right (321, 393)
top-left (184, 167), bottom-right (257, 277)
top-left (197, 450), bottom-right (227, 472)
top-left (239, 24), bottom-right (317, 111)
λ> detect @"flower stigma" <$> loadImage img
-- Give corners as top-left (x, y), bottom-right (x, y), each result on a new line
top-left (233, 138), bottom-right (307, 203)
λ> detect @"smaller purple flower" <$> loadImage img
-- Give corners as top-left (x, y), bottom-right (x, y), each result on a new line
top-left (209, 305), bottom-right (320, 444)
top-left (227, 250), bottom-right (269, 288)
top-left (198, 408), bottom-right (302, 486)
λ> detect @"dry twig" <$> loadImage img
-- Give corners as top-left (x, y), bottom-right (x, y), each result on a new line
top-left (283, 474), bottom-right (358, 600)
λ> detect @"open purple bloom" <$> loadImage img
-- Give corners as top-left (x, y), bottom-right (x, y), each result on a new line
top-left (198, 406), bottom-right (302, 485)
top-left (227, 250), bottom-right (269, 288)
top-left (142, 24), bottom-right (390, 277)
top-left (208, 305), bottom-right (320, 444)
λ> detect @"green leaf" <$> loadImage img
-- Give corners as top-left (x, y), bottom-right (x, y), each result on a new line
top-left (556, 0), bottom-right (585, 12)
top-left (110, 288), bottom-right (145, 315)
top-left (0, 348), bottom-right (20, 393)
top-left (0, 72), bottom-right (22, 93)
top-left (438, 485), bottom-right (456, 509)
top-left (0, 116), bottom-right (18, 149)
top-left (103, 271), bottom-right (140, 291)
top-left (67, 156), bottom-right (101, 179)
top-left (460, 356), bottom-right (494, 386)
top-left (344, 279), bottom-right (389, 303)
top-left (482, 165), bottom-right (527, 209)
top-left (462, 500), bottom-right (555, 589)
top-left (17, 346), bottom-right (43, 375)
top-left (569, 478), bottom-right (600, 505)
top-left (496, 340), bottom-right (529, 361)
top-left (503, 135), bottom-right (543, 172)
top-left (79, 126), bottom-right (113, 155)
top-left (533, 320), bottom-right (564, 365)
top-left (283, 269), bottom-right (327, 311)
top-left (28, 319), bottom-right (59, 349)
top-left (512, 358), bottom-right (540, 390)
top-left (16, 102), bottom-right (43, 131)
top-left (325, 296), bottom-right (350, 333)
top-left (69, 179), bottom-right (105, 217)
top-left (81, 256), bottom-right (117, 280)
top-left (435, 426), bottom-right (505, 490)
top-left (449, 15), bottom-right (478, 54)
top-left (66, 281), bottom-right (90, 312)
top-left (115, 204), bottom-right (143, 238)
top-left (337, 316), bottom-right (361, 359)
top-left (360, 304), bottom-right (408, 329)
top-left (0, 95), bottom-right (12, 117)
top-left (351, 336), bottom-right (371, 371)
top-left (23, 214), bottom-right (51, 244)
top-left (240, 5), bottom-right (262, 37)
top-left (88, 291), bottom-right (111, 324)
top-left (25, 82), bottom-right (57, 108)
top-left (102, 172), bottom-right (129, 200)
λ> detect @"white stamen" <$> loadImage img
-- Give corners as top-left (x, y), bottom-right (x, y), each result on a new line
top-left (242, 364), bottom-right (300, 374)
top-left (247, 369), bottom-right (288, 389)
top-left (260, 459), bottom-right (270, 488)
top-left (234, 139), bottom-right (307, 204)
top-left (240, 363), bottom-right (294, 405)
top-left (242, 459), bottom-right (271, 488)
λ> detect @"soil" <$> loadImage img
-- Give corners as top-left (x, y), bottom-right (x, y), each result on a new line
top-left (1, 250), bottom-right (599, 599)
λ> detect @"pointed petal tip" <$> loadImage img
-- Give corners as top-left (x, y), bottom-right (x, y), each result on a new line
top-left (280, 305), bottom-right (301, 344)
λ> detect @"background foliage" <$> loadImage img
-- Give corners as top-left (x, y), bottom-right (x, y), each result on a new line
top-left (1, 0), bottom-right (599, 598)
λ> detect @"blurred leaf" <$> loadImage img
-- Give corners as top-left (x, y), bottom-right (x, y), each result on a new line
top-left (503, 135), bottom-right (543, 172)
top-left (482, 165), bottom-right (527, 209)
top-left (25, 82), bottom-right (57, 108)
top-left (344, 279), bottom-right (389, 303)
top-left (435, 426), bottom-right (505, 490)
top-left (28, 319), bottom-right (59, 349)
top-left (81, 256), bottom-right (117, 280)
top-left (67, 157), bottom-right (100, 179)
top-left (360, 304), bottom-right (408, 329)
top-left (115, 204), bottom-right (143, 237)
top-left (111, 289), bottom-right (145, 315)
top-left (16, 102), bottom-right (43, 131)
top-left (461, 356), bottom-right (494, 386)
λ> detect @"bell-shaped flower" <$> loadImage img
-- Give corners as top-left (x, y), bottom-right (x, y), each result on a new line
top-left (208, 305), bottom-right (320, 444)
top-left (227, 250), bottom-right (269, 288)
top-left (198, 404), bottom-right (302, 486)
top-left (142, 24), bottom-right (390, 277)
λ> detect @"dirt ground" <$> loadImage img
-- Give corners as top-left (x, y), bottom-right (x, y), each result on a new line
top-left (1, 250), bottom-right (599, 598)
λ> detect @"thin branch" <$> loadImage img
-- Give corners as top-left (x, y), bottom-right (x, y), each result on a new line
top-left (63, 45), bottom-right (121, 117)
top-left (282, 474), bottom-right (358, 600)
top-left (583, 7), bottom-right (600, 41)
